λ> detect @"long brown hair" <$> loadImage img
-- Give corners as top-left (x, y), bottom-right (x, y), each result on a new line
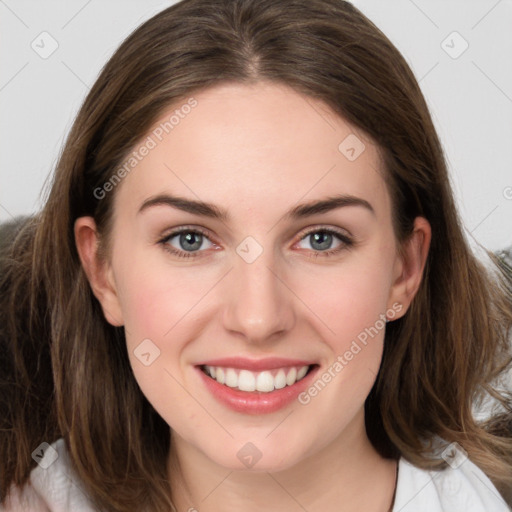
top-left (1, 0), bottom-right (511, 510)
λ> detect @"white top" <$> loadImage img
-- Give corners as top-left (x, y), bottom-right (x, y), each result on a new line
top-left (1, 438), bottom-right (510, 511)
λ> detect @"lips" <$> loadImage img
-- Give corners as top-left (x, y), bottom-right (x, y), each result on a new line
top-left (195, 356), bottom-right (315, 371)
top-left (195, 357), bottom-right (320, 414)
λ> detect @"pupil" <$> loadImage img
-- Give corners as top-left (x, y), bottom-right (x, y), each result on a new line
top-left (181, 232), bottom-right (202, 251)
top-left (312, 232), bottom-right (331, 251)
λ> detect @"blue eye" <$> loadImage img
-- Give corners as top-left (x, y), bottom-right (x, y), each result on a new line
top-left (296, 228), bottom-right (354, 258)
top-left (160, 228), bottom-right (215, 258)
top-left (158, 226), bottom-right (353, 259)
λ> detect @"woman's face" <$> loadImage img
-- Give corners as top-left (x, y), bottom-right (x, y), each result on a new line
top-left (78, 81), bottom-right (429, 472)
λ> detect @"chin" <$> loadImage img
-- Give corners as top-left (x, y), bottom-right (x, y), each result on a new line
top-left (202, 437), bottom-right (309, 473)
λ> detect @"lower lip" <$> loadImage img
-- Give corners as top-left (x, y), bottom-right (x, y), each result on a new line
top-left (196, 365), bottom-right (319, 414)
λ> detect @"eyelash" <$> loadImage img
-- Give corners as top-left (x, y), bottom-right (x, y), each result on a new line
top-left (158, 225), bottom-right (354, 259)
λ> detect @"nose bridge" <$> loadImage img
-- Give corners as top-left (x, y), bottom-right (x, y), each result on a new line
top-left (222, 236), bottom-right (294, 342)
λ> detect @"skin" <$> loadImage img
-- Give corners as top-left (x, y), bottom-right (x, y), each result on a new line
top-left (75, 81), bottom-right (431, 512)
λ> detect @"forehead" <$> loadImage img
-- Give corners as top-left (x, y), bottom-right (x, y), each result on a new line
top-left (114, 81), bottom-right (389, 220)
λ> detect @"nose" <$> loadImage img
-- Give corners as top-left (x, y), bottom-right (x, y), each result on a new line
top-left (222, 244), bottom-right (296, 345)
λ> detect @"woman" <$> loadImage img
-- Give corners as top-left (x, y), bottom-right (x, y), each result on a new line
top-left (1, 0), bottom-right (511, 510)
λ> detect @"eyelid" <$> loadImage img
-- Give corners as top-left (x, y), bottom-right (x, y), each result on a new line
top-left (157, 226), bottom-right (217, 260)
top-left (159, 224), bottom-right (352, 245)
top-left (292, 225), bottom-right (354, 254)
top-left (158, 223), bottom-right (355, 259)
top-left (296, 224), bottom-right (353, 240)
top-left (159, 225), bottom-right (217, 243)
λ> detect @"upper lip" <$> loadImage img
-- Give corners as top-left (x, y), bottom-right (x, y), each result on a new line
top-left (196, 357), bottom-right (315, 371)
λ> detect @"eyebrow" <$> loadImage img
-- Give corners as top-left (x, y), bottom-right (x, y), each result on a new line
top-left (138, 193), bottom-right (375, 221)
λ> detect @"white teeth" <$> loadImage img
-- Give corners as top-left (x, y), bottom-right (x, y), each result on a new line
top-left (286, 367), bottom-right (297, 386)
top-left (238, 370), bottom-right (256, 391)
top-left (215, 367), bottom-right (225, 384)
top-left (225, 368), bottom-right (238, 388)
top-left (274, 369), bottom-right (287, 389)
top-left (297, 366), bottom-right (308, 380)
top-left (256, 371), bottom-right (274, 392)
top-left (203, 365), bottom-right (311, 392)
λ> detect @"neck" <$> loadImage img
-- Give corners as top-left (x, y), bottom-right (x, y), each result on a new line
top-left (167, 409), bottom-right (398, 512)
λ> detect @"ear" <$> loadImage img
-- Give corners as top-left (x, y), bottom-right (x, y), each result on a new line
top-left (387, 216), bottom-right (431, 319)
top-left (74, 216), bottom-right (124, 327)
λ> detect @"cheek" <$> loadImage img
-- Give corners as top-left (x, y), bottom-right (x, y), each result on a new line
top-left (114, 249), bottom-right (212, 344)
top-left (293, 263), bottom-right (392, 433)
top-left (113, 252), bottom-right (218, 407)
top-left (300, 253), bottom-right (394, 348)
top-left (114, 258), bottom-right (209, 423)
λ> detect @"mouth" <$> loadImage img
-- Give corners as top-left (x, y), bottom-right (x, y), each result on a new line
top-left (195, 360), bottom-right (320, 414)
top-left (199, 364), bottom-right (316, 393)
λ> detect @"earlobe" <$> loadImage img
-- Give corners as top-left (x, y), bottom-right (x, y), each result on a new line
top-left (74, 217), bottom-right (124, 327)
top-left (387, 217), bottom-right (431, 318)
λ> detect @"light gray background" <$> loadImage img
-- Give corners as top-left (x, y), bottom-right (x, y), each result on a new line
top-left (1, 0), bottom-right (511, 252)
